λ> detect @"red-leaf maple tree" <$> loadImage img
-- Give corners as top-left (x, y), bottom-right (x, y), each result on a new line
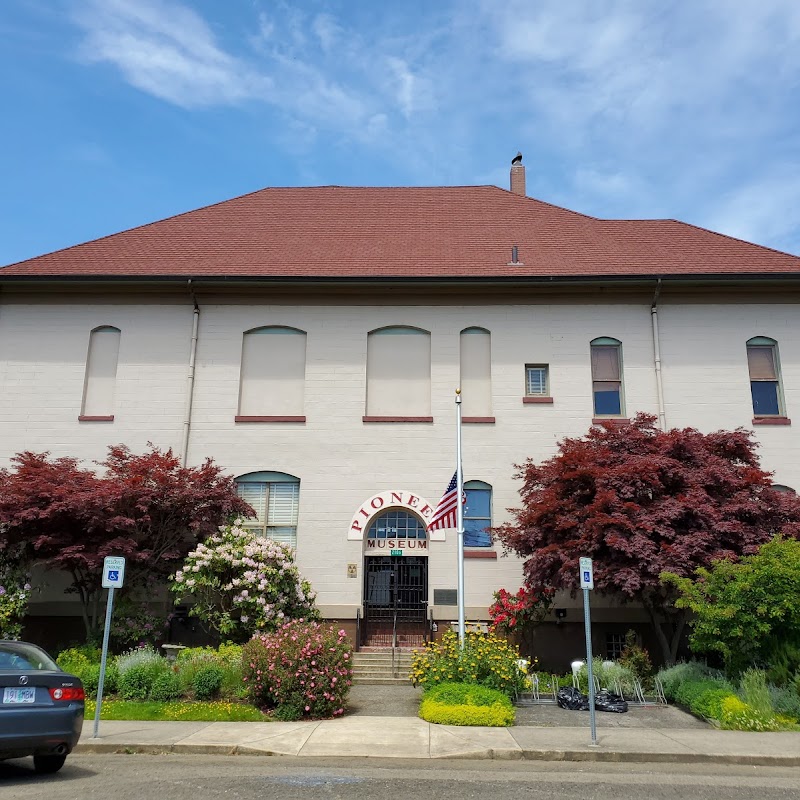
top-left (0, 445), bottom-right (251, 640)
top-left (493, 414), bottom-right (800, 664)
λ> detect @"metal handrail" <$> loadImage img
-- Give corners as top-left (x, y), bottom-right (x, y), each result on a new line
top-left (391, 612), bottom-right (398, 676)
top-left (355, 607), bottom-right (361, 652)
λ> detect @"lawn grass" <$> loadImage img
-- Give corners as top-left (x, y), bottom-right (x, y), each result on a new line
top-left (86, 698), bottom-right (269, 722)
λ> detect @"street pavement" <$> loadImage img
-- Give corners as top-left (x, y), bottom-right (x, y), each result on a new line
top-left (68, 683), bottom-right (800, 766)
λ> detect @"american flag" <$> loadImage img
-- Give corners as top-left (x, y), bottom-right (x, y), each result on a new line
top-left (427, 471), bottom-right (462, 532)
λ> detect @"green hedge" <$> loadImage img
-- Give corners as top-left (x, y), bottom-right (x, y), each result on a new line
top-left (419, 682), bottom-right (515, 727)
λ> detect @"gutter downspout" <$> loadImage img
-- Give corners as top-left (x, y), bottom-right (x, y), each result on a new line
top-left (180, 280), bottom-right (200, 466)
top-left (651, 278), bottom-right (667, 430)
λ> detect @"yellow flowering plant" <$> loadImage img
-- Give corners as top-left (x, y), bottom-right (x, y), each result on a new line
top-left (409, 629), bottom-right (527, 697)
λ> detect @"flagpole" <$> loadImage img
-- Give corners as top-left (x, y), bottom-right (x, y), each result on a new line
top-left (455, 389), bottom-right (465, 647)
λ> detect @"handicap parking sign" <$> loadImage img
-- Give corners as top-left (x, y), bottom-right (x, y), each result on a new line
top-left (102, 557), bottom-right (126, 588)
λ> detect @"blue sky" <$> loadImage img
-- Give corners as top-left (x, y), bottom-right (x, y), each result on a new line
top-left (2, 0), bottom-right (799, 266)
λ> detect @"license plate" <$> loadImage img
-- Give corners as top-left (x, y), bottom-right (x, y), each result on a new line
top-left (3, 687), bottom-right (36, 704)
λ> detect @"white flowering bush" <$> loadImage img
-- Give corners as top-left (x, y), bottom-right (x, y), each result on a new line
top-left (170, 520), bottom-right (318, 642)
top-left (0, 557), bottom-right (32, 640)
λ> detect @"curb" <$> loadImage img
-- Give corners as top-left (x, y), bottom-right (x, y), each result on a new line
top-left (73, 742), bottom-right (800, 766)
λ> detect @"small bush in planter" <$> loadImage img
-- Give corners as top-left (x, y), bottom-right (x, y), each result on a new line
top-left (193, 665), bottom-right (224, 700)
top-left (243, 619), bottom-right (353, 719)
top-left (419, 682), bottom-right (515, 727)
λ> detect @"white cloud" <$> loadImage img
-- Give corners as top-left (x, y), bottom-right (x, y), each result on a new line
top-left (73, 0), bottom-right (268, 108)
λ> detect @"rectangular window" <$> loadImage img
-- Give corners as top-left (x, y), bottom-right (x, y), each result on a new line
top-left (747, 343), bottom-right (782, 416)
top-left (525, 365), bottom-right (549, 396)
top-left (236, 482), bottom-right (299, 547)
top-left (464, 484), bottom-right (492, 547)
top-left (605, 633), bottom-right (626, 660)
top-left (591, 343), bottom-right (623, 416)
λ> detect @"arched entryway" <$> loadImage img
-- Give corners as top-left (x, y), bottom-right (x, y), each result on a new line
top-left (362, 509), bottom-right (428, 648)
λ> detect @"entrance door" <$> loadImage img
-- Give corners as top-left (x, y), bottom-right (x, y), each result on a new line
top-left (363, 555), bottom-right (428, 647)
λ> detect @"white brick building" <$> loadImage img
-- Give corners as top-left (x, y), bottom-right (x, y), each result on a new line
top-left (2, 158), bottom-right (799, 665)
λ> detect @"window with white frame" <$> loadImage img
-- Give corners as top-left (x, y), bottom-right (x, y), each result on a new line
top-left (81, 325), bottom-right (121, 418)
top-left (590, 337), bottom-right (624, 416)
top-left (464, 480), bottom-right (492, 547)
top-left (235, 472), bottom-right (300, 548)
top-left (746, 337), bottom-right (784, 417)
top-left (525, 364), bottom-right (549, 396)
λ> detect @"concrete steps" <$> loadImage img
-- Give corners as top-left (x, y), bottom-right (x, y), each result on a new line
top-left (351, 650), bottom-right (417, 685)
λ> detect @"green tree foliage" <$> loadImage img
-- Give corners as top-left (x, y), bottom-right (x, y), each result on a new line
top-left (663, 537), bottom-right (800, 677)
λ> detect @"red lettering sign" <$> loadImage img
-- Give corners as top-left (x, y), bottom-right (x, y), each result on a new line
top-left (407, 495), bottom-right (419, 507)
top-left (391, 492), bottom-right (403, 504)
top-left (371, 497), bottom-right (385, 510)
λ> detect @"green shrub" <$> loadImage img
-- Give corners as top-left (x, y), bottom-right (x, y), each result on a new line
top-left (150, 671), bottom-right (183, 702)
top-left (419, 682), bottom-right (515, 727)
top-left (689, 688), bottom-right (732, 720)
top-left (720, 696), bottom-right (781, 731)
top-left (176, 644), bottom-right (243, 699)
top-left (617, 630), bottom-right (654, 686)
top-left (655, 661), bottom-right (724, 700)
top-left (115, 645), bottom-right (164, 676)
top-left (193, 665), bottom-right (224, 700)
top-left (738, 669), bottom-right (774, 719)
top-left (80, 663), bottom-right (119, 698)
top-left (674, 677), bottom-right (733, 710)
top-left (410, 630), bottom-right (525, 697)
top-left (769, 685), bottom-right (800, 722)
top-left (57, 646), bottom-right (102, 672)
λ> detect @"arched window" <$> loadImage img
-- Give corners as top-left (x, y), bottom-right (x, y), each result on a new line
top-left (81, 325), bottom-right (121, 419)
top-left (235, 471), bottom-right (300, 548)
top-left (746, 337), bottom-right (785, 417)
top-left (464, 480), bottom-right (492, 547)
top-left (238, 327), bottom-right (306, 418)
top-left (367, 510), bottom-right (427, 540)
top-left (460, 327), bottom-right (492, 418)
top-left (590, 337), bottom-right (624, 417)
top-left (772, 484), bottom-right (796, 494)
top-left (366, 326), bottom-right (431, 418)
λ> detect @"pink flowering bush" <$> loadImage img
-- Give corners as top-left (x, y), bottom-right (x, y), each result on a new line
top-left (170, 520), bottom-right (318, 642)
top-left (242, 619), bottom-right (353, 720)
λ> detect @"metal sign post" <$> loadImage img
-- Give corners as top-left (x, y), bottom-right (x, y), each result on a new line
top-left (92, 556), bottom-right (125, 739)
top-left (579, 557), bottom-right (598, 746)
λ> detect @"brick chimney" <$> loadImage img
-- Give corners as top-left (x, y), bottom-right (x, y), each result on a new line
top-left (510, 151), bottom-right (525, 196)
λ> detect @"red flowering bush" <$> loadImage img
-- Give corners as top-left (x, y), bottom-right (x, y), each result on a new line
top-left (488, 586), bottom-right (554, 636)
top-left (242, 619), bottom-right (353, 720)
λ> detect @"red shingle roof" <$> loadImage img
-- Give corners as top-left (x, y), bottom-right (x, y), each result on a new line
top-left (2, 185), bottom-right (799, 280)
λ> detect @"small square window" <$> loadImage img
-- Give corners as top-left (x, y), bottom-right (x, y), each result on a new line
top-left (525, 365), bottom-right (549, 396)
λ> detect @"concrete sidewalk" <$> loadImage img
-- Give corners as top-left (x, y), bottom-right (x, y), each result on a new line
top-left (76, 718), bottom-right (800, 766)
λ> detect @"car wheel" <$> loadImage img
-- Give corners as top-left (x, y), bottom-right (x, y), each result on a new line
top-left (33, 754), bottom-right (67, 774)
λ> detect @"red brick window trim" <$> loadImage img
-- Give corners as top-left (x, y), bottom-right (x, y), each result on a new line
top-left (462, 416), bottom-right (496, 423)
top-left (362, 416), bottom-right (434, 423)
top-left (464, 550), bottom-right (497, 559)
top-left (78, 415), bottom-right (114, 422)
top-left (752, 417), bottom-right (791, 426)
top-left (523, 396), bottom-right (554, 404)
top-left (592, 417), bottom-right (630, 426)
top-left (234, 415), bottom-right (306, 423)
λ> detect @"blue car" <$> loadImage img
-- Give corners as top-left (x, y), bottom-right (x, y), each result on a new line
top-left (0, 641), bottom-right (84, 774)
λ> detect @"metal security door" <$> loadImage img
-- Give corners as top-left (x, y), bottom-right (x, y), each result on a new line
top-left (363, 556), bottom-right (427, 646)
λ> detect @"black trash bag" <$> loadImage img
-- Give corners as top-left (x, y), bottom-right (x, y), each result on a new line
top-left (594, 689), bottom-right (629, 713)
top-left (557, 687), bottom-right (590, 710)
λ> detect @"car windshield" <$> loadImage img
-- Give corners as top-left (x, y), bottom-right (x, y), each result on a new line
top-left (0, 642), bottom-right (59, 671)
